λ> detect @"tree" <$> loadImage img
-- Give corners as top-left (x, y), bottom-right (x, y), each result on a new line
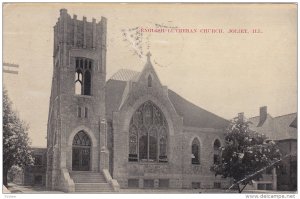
top-left (211, 117), bottom-right (281, 193)
top-left (3, 88), bottom-right (33, 186)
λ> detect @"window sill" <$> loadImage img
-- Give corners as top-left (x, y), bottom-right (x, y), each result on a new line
top-left (74, 94), bottom-right (93, 99)
top-left (128, 161), bottom-right (169, 165)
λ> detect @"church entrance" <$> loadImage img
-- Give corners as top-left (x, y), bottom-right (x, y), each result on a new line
top-left (72, 131), bottom-right (91, 171)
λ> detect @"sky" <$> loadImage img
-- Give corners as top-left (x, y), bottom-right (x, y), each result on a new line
top-left (3, 3), bottom-right (297, 147)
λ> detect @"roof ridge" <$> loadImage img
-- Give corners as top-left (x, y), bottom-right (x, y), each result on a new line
top-left (274, 112), bottom-right (297, 118)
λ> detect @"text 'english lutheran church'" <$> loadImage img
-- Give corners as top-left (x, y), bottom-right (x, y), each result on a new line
top-left (46, 9), bottom-right (229, 192)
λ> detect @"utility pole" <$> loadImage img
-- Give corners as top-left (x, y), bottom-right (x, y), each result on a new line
top-left (3, 62), bottom-right (19, 74)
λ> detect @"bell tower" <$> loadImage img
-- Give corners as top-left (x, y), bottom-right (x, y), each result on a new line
top-left (46, 9), bottom-right (108, 191)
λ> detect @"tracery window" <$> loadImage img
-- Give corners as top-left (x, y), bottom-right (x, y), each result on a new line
top-left (72, 131), bottom-right (91, 171)
top-left (128, 101), bottom-right (168, 163)
top-left (73, 131), bottom-right (91, 146)
top-left (191, 138), bottom-right (200, 165)
top-left (213, 139), bottom-right (221, 164)
top-left (75, 57), bottom-right (93, 95)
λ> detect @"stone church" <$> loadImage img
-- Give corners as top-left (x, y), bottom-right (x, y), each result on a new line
top-left (46, 9), bottom-right (230, 192)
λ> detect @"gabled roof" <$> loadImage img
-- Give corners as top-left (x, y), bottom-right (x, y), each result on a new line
top-left (273, 113), bottom-right (297, 140)
top-left (248, 113), bottom-right (297, 140)
top-left (289, 116), bottom-right (297, 128)
top-left (168, 89), bottom-right (229, 129)
top-left (105, 68), bottom-right (229, 129)
top-left (110, 69), bottom-right (140, 82)
top-left (105, 79), bottom-right (127, 119)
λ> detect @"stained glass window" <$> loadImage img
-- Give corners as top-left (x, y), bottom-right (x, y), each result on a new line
top-left (128, 101), bottom-right (168, 162)
top-left (72, 131), bottom-right (91, 146)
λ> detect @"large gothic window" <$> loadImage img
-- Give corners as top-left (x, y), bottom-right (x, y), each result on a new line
top-left (75, 57), bottom-right (93, 96)
top-left (191, 138), bottom-right (200, 165)
top-left (128, 101), bottom-right (168, 163)
top-left (213, 139), bottom-right (221, 164)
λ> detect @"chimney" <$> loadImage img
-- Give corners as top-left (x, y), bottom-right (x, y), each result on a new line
top-left (238, 112), bottom-right (244, 122)
top-left (257, 106), bottom-right (267, 127)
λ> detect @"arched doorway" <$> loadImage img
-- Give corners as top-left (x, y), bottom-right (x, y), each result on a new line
top-left (72, 131), bottom-right (91, 171)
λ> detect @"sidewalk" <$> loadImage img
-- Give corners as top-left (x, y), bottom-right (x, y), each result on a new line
top-left (6, 183), bottom-right (63, 194)
top-left (5, 183), bottom-right (296, 194)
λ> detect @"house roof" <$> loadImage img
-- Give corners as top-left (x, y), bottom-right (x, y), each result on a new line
top-left (289, 116), bottom-right (297, 128)
top-left (248, 113), bottom-right (297, 140)
top-left (105, 69), bottom-right (229, 129)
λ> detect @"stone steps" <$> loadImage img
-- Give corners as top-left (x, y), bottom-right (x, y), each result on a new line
top-left (75, 183), bottom-right (113, 192)
top-left (70, 171), bottom-right (113, 192)
top-left (70, 171), bottom-right (107, 183)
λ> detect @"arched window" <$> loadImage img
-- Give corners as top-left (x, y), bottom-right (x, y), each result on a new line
top-left (148, 75), bottom-right (152, 87)
top-left (73, 131), bottom-right (91, 146)
top-left (75, 58), bottom-right (92, 96)
top-left (213, 139), bottom-right (221, 164)
top-left (128, 101), bottom-right (168, 162)
top-left (191, 138), bottom-right (200, 165)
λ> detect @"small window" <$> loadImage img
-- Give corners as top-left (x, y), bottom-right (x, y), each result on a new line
top-left (192, 182), bottom-right (201, 189)
top-left (213, 139), bottom-right (221, 164)
top-left (159, 179), bottom-right (169, 188)
top-left (34, 155), bottom-right (43, 166)
top-left (77, 107), bottom-right (82, 118)
top-left (144, 179), bottom-right (154, 189)
top-left (128, 179), bottom-right (139, 188)
top-left (266, 184), bottom-right (272, 190)
top-left (192, 138), bottom-right (200, 165)
top-left (258, 184), bottom-right (265, 190)
top-left (214, 182), bottom-right (221, 189)
top-left (84, 107), bottom-right (88, 118)
top-left (148, 75), bottom-right (152, 87)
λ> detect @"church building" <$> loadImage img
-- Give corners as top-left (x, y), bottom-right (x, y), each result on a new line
top-left (46, 9), bottom-right (230, 192)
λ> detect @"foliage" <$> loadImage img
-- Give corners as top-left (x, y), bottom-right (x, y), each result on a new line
top-left (211, 117), bottom-right (281, 192)
top-left (7, 165), bottom-right (23, 182)
top-left (3, 88), bottom-right (33, 185)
